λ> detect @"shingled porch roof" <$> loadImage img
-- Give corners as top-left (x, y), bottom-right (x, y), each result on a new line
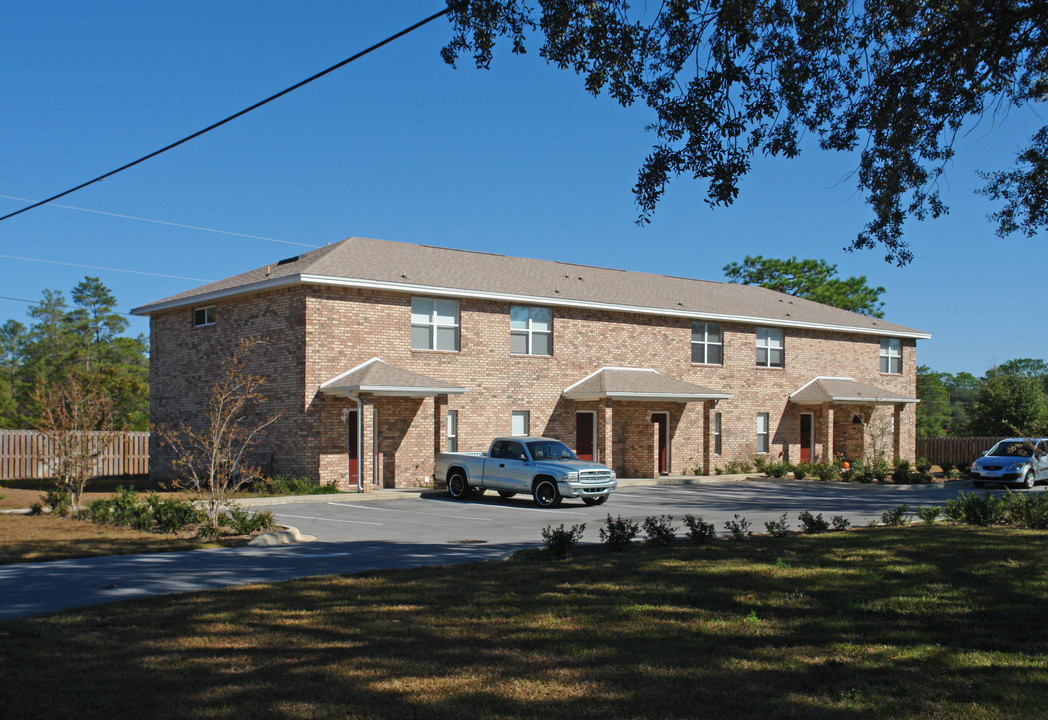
top-left (789, 376), bottom-right (917, 405)
top-left (319, 358), bottom-right (467, 398)
top-left (562, 367), bottom-right (731, 402)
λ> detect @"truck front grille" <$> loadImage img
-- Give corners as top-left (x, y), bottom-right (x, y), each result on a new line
top-left (579, 470), bottom-right (613, 484)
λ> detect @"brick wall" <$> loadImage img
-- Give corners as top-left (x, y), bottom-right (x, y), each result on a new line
top-left (150, 282), bottom-right (919, 487)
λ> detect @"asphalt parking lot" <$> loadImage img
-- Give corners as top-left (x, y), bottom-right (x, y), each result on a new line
top-left (1, 479), bottom-right (1028, 621)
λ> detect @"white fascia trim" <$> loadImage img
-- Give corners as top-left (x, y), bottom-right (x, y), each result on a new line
top-left (321, 384), bottom-right (468, 397)
top-left (562, 366), bottom-right (657, 394)
top-left (564, 391), bottom-right (732, 402)
top-left (132, 273), bottom-right (932, 340)
top-left (319, 357), bottom-right (384, 390)
top-left (788, 376), bottom-right (855, 399)
top-left (791, 395), bottom-right (917, 405)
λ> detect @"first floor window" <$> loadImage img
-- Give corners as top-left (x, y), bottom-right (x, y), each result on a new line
top-left (713, 412), bottom-right (722, 455)
top-left (691, 321), bottom-right (723, 364)
top-left (511, 410), bottom-right (530, 437)
top-left (510, 305), bottom-right (552, 355)
top-left (756, 327), bottom-right (784, 368)
top-left (411, 297), bottom-right (459, 351)
top-left (880, 338), bottom-right (902, 374)
top-left (757, 413), bottom-right (770, 453)
top-left (447, 410), bottom-right (458, 452)
top-left (193, 306), bottom-right (215, 327)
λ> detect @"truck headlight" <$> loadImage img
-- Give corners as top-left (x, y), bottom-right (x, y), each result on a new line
top-left (562, 472), bottom-right (579, 481)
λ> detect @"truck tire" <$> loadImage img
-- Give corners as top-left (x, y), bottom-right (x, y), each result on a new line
top-left (447, 471), bottom-right (472, 500)
top-left (532, 478), bottom-right (562, 508)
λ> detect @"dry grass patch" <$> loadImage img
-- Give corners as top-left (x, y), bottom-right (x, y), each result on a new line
top-left (2, 526), bottom-right (1047, 719)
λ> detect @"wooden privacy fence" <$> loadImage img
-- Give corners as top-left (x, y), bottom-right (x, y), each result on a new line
top-left (917, 436), bottom-right (1005, 468)
top-left (0, 430), bottom-right (149, 480)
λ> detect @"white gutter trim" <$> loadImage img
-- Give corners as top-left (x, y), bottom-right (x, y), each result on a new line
top-left (564, 391), bottom-right (733, 402)
top-left (131, 273), bottom-right (932, 340)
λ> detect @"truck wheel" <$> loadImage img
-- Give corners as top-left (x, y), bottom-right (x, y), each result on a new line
top-left (582, 495), bottom-right (608, 506)
top-left (532, 478), bottom-right (562, 508)
top-left (497, 490), bottom-right (516, 498)
top-left (447, 471), bottom-right (472, 500)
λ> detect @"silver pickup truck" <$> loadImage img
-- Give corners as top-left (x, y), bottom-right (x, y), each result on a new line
top-left (435, 436), bottom-right (617, 508)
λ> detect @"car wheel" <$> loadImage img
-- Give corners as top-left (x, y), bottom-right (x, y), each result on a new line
top-left (447, 471), bottom-right (471, 500)
top-left (582, 495), bottom-right (608, 506)
top-left (497, 490), bottom-right (516, 498)
top-left (1023, 470), bottom-right (1035, 489)
top-left (532, 478), bottom-right (562, 508)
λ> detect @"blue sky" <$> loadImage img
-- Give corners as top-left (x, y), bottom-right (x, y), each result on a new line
top-left (1, 2), bottom-right (1043, 376)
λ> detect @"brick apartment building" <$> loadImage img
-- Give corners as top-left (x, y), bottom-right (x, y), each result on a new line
top-left (133, 236), bottom-right (929, 490)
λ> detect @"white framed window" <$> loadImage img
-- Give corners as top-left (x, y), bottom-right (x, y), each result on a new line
top-left (691, 322), bottom-right (723, 365)
top-left (757, 413), bottom-right (770, 453)
top-left (411, 297), bottom-right (459, 351)
top-left (880, 338), bottom-right (902, 374)
top-left (511, 410), bottom-right (530, 437)
top-left (510, 306), bottom-right (552, 356)
top-left (447, 410), bottom-right (458, 452)
top-left (713, 412), bottom-right (722, 455)
top-left (193, 306), bottom-right (215, 327)
top-left (756, 327), bottom-right (784, 368)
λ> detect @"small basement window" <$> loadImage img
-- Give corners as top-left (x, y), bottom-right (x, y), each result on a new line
top-left (193, 306), bottom-right (216, 327)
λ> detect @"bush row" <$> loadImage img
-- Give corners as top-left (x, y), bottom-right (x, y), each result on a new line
top-left (710, 455), bottom-right (946, 483)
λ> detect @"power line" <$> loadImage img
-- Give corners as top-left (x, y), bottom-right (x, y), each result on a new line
top-left (0, 195), bottom-right (319, 248)
top-left (0, 294), bottom-right (136, 317)
top-left (0, 254), bottom-right (213, 282)
top-left (0, 7), bottom-right (451, 225)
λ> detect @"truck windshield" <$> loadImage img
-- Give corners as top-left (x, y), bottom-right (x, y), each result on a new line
top-left (526, 440), bottom-right (577, 461)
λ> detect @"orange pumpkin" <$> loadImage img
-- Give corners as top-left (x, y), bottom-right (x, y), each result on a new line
top-left (842, 461), bottom-right (850, 469)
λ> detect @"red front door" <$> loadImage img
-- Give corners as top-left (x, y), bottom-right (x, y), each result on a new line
top-left (576, 412), bottom-right (595, 461)
top-left (347, 410), bottom-right (359, 486)
top-left (800, 414), bottom-right (813, 463)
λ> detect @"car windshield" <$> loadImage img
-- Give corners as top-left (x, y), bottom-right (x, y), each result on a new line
top-left (526, 440), bottom-right (577, 461)
top-left (986, 441), bottom-right (1036, 458)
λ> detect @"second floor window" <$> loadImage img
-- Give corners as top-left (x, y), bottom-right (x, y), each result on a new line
top-left (880, 338), bottom-right (902, 374)
top-left (510, 306), bottom-right (552, 355)
top-left (691, 322), bottom-right (723, 364)
top-left (193, 306), bottom-right (215, 327)
top-left (756, 327), bottom-right (784, 368)
top-left (411, 297), bottom-right (459, 351)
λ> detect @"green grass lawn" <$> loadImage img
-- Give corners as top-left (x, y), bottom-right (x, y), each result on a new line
top-left (2, 525), bottom-right (1047, 719)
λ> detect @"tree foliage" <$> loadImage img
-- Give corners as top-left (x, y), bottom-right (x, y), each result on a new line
top-left (0, 277), bottom-right (148, 430)
top-left (916, 365), bottom-right (952, 438)
top-left (723, 255), bottom-right (884, 316)
top-left (160, 338), bottom-right (280, 530)
top-left (969, 370), bottom-right (1048, 436)
top-left (444, 0), bottom-right (1048, 264)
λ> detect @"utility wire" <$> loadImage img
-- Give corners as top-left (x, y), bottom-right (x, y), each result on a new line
top-left (0, 294), bottom-right (136, 317)
top-left (0, 195), bottom-right (319, 248)
top-left (0, 7), bottom-right (450, 225)
top-left (0, 254), bottom-right (213, 282)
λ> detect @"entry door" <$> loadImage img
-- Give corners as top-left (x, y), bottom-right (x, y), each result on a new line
top-left (576, 412), bottom-right (595, 461)
top-left (347, 410), bottom-right (359, 487)
top-left (800, 413), bottom-right (813, 463)
top-left (653, 413), bottom-right (668, 475)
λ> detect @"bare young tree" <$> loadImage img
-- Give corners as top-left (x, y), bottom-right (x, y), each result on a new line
top-left (161, 338), bottom-right (279, 530)
top-left (34, 373), bottom-right (116, 510)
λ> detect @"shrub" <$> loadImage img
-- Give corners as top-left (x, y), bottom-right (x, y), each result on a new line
top-left (109, 486), bottom-right (152, 530)
top-left (916, 456), bottom-right (933, 474)
top-left (28, 502), bottom-right (43, 516)
top-left (944, 492), bottom-right (1005, 527)
top-left (764, 512), bottom-right (790, 537)
top-left (798, 510), bottom-right (830, 534)
top-left (940, 461), bottom-right (955, 474)
top-left (792, 462), bottom-right (811, 480)
top-left (541, 523), bottom-right (586, 557)
top-left (197, 522), bottom-right (222, 541)
top-left (881, 504), bottom-right (911, 526)
top-left (1002, 492), bottom-right (1048, 530)
top-left (724, 514), bottom-right (751, 541)
top-left (946, 468), bottom-right (960, 479)
top-left (226, 505), bottom-right (276, 534)
top-left (146, 493), bottom-right (203, 533)
top-left (811, 460), bottom-right (840, 481)
top-left (764, 461), bottom-right (793, 479)
top-left (831, 515), bottom-right (850, 531)
top-left (753, 456), bottom-right (768, 474)
top-left (868, 456), bottom-right (892, 482)
top-left (599, 514), bottom-right (639, 550)
top-left (41, 489), bottom-right (72, 517)
top-left (916, 505), bottom-right (942, 525)
top-left (722, 459), bottom-right (754, 474)
top-left (642, 515), bottom-right (677, 546)
top-left (892, 459), bottom-right (912, 484)
top-left (682, 514), bottom-right (716, 543)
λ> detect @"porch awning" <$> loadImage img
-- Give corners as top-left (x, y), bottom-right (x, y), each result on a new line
top-left (563, 367), bottom-right (731, 402)
top-left (789, 376), bottom-right (918, 405)
top-left (319, 358), bottom-right (468, 398)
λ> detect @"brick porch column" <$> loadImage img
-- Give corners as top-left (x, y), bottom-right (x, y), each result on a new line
top-left (821, 402), bottom-right (835, 462)
top-left (359, 394), bottom-right (376, 491)
top-left (893, 403), bottom-right (903, 461)
top-left (600, 398), bottom-right (613, 472)
top-left (702, 401), bottom-right (713, 476)
top-left (433, 395), bottom-right (448, 455)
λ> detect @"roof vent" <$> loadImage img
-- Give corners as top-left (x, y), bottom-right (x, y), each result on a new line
top-left (276, 255), bottom-right (300, 266)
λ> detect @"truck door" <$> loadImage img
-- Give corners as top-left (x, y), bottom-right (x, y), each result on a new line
top-left (498, 440), bottom-right (533, 492)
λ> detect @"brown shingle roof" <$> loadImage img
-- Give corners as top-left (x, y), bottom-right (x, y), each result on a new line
top-left (131, 236), bottom-right (929, 338)
top-left (319, 358), bottom-right (467, 397)
top-left (563, 367), bottom-right (731, 401)
top-left (789, 376), bottom-right (917, 405)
